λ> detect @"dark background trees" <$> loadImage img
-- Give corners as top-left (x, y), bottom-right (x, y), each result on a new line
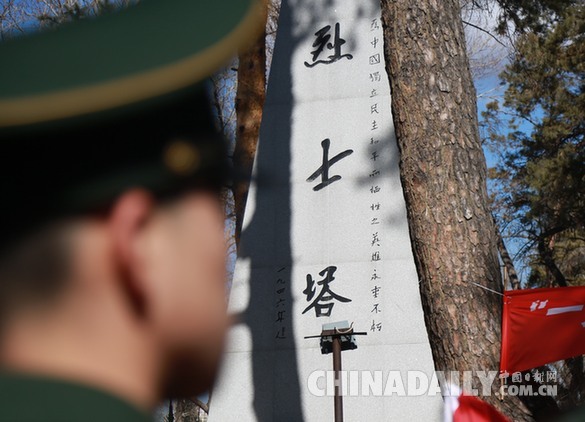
top-left (0, 0), bottom-right (136, 37)
top-left (483, 1), bottom-right (584, 291)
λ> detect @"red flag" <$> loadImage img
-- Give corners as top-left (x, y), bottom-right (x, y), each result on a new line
top-left (500, 286), bottom-right (585, 375)
top-left (444, 385), bottom-right (509, 422)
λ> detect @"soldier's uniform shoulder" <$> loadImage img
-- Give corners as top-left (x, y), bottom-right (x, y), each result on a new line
top-left (0, 372), bottom-right (151, 422)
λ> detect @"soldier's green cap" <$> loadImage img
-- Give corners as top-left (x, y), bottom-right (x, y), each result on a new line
top-left (0, 0), bottom-right (264, 249)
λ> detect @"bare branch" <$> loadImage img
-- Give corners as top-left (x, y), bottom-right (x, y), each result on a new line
top-left (462, 18), bottom-right (507, 47)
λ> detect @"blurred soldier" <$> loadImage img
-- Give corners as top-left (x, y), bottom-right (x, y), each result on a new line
top-left (0, 1), bottom-right (263, 420)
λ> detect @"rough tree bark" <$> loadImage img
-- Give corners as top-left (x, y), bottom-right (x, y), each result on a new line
top-left (379, 0), bottom-right (532, 420)
top-left (174, 398), bottom-right (207, 422)
top-left (232, 2), bottom-right (268, 246)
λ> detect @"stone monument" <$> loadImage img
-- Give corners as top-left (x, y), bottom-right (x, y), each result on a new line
top-left (209, 1), bottom-right (443, 420)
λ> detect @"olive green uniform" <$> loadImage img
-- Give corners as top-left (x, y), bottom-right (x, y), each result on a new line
top-left (0, 372), bottom-right (151, 422)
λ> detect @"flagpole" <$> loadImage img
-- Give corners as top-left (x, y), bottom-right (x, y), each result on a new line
top-left (332, 335), bottom-right (343, 422)
top-left (304, 323), bottom-right (367, 422)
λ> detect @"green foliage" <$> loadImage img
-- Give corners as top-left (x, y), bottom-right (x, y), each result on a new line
top-left (483, 2), bottom-right (585, 287)
top-left (495, 0), bottom-right (581, 34)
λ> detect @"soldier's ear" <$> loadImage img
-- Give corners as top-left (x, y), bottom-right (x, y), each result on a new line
top-left (107, 189), bottom-right (155, 317)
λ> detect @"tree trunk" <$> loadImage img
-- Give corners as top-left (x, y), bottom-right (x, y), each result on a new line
top-left (495, 220), bottom-right (520, 290)
top-left (379, 0), bottom-right (532, 419)
top-left (538, 235), bottom-right (568, 287)
top-left (233, 2), bottom-right (268, 246)
top-left (175, 399), bottom-right (204, 422)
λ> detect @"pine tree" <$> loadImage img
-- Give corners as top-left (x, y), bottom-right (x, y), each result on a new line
top-left (482, 2), bottom-right (584, 289)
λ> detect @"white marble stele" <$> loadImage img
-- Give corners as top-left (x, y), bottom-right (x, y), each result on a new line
top-left (209, 1), bottom-right (443, 421)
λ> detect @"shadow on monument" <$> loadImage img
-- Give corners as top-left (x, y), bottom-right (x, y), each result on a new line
top-left (235, 1), bottom-right (304, 420)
